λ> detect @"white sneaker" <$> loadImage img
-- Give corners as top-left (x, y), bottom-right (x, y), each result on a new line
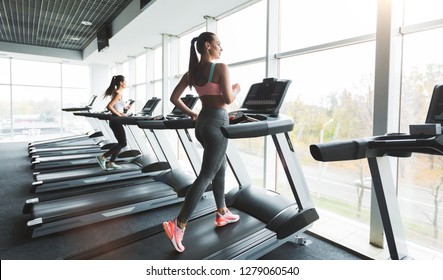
top-left (96, 156), bottom-right (106, 170)
top-left (106, 162), bottom-right (122, 171)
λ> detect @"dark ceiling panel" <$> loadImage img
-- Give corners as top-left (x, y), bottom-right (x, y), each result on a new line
top-left (0, 0), bottom-right (132, 51)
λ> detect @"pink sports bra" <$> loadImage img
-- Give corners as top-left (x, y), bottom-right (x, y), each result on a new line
top-left (194, 63), bottom-right (222, 97)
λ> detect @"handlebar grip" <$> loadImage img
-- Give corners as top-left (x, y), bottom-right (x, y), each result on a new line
top-left (309, 139), bottom-right (368, 162)
top-left (163, 118), bottom-right (195, 129)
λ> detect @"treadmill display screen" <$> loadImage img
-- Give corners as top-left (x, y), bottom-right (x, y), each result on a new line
top-left (240, 78), bottom-right (291, 116)
top-left (87, 95), bottom-right (97, 107)
top-left (171, 95), bottom-right (199, 115)
top-left (426, 84), bottom-right (443, 124)
top-left (141, 98), bottom-right (160, 113)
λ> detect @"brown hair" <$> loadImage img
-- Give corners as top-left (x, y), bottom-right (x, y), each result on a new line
top-left (103, 75), bottom-right (125, 98)
top-left (188, 32), bottom-right (216, 89)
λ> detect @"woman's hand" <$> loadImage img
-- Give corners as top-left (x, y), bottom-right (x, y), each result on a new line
top-left (190, 112), bottom-right (198, 122)
top-left (232, 83), bottom-right (241, 95)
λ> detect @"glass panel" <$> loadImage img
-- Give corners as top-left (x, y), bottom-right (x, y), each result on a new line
top-left (217, 0), bottom-right (266, 64)
top-left (280, 0), bottom-right (376, 52)
top-left (62, 64), bottom-right (90, 88)
top-left (279, 42), bottom-right (375, 236)
top-left (135, 84), bottom-right (147, 113)
top-left (399, 27), bottom-right (443, 253)
top-left (152, 81), bottom-right (163, 116)
top-left (11, 59), bottom-right (61, 86)
top-left (0, 58), bottom-right (10, 84)
top-left (136, 54), bottom-right (147, 84)
top-left (62, 88), bottom-right (92, 135)
top-left (12, 86), bottom-right (61, 141)
top-left (226, 62), bottom-right (267, 189)
top-left (230, 138), bottom-right (265, 189)
top-left (401, 28), bottom-right (443, 132)
top-left (154, 47), bottom-right (162, 80)
top-left (403, 0), bottom-right (443, 25)
top-left (0, 85), bottom-right (11, 142)
top-left (62, 89), bottom-right (90, 108)
top-left (229, 62), bottom-right (266, 112)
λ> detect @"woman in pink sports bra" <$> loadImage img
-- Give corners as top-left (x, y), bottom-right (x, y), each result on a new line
top-left (163, 32), bottom-right (241, 253)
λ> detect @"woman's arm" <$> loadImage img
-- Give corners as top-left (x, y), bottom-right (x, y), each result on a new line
top-left (170, 73), bottom-right (198, 120)
top-left (218, 63), bottom-right (240, 105)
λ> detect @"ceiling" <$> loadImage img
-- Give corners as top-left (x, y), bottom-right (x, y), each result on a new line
top-left (0, 0), bottom-right (257, 66)
top-left (0, 0), bottom-right (132, 51)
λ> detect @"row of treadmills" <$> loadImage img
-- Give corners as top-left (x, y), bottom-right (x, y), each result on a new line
top-left (23, 78), bottom-right (443, 260)
top-left (23, 78), bottom-right (320, 260)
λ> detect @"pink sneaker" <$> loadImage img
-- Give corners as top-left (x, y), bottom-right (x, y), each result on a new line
top-left (162, 219), bottom-right (185, 252)
top-left (215, 209), bottom-right (240, 227)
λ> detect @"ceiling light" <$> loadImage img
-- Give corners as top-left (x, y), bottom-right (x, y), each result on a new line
top-left (70, 37), bottom-right (80, 41)
top-left (81, 21), bottom-right (92, 26)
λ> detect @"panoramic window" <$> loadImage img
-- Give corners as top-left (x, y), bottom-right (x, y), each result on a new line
top-left (279, 42), bottom-right (376, 232)
top-left (11, 85), bottom-right (61, 140)
top-left (399, 27), bottom-right (443, 252)
top-left (403, 0), bottom-right (443, 25)
top-left (0, 85), bottom-right (11, 141)
top-left (11, 59), bottom-right (61, 87)
top-left (280, 0), bottom-right (376, 52)
top-left (217, 0), bottom-right (266, 64)
top-left (0, 59), bottom-right (91, 142)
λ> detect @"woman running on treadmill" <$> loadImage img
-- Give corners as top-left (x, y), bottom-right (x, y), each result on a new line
top-left (163, 32), bottom-right (241, 252)
top-left (96, 75), bottom-right (131, 171)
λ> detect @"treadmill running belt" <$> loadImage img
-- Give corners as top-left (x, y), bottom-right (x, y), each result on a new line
top-left (35, 153), bottom-right (101, 162)
top-left (89, 209), bottom-right (269, 260)
top-left (32, 181), bottom-right (175, 221)
top-left (36, 163), bottom-right (139, 181)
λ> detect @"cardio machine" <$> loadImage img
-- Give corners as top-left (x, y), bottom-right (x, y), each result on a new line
top-left (23, 96), bottom-right (205, 238)
top-left (30, 98), bottom-right (161, 171)
top-left (64, 78), bottom-right (319, 260)
top-left (309, 83), bottom-right (443, 260)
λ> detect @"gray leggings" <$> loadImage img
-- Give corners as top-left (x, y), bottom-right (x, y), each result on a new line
top-left (177, 107), bottom-right (229, 224)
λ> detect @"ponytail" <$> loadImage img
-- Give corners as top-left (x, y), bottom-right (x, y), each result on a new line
top-left (187, 37), bottom-right (199, 89)
top-left (187, 32), bottom-right (216, 89)
top-left (104, 75), bottom-right (125, 98)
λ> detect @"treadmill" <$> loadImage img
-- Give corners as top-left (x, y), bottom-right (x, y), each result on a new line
top-left (28, 133), bottom-right (111, 158)
top-left (309, 84), bottom-right (443, 260)
top-left (30, 110), bottom-right (170, 193)
top-left (31, 98), bottom-right (161, 171)
top-left (64, 78), bottom-right (319, 260)
top-left (23, 97), bottom-right (204, 238)
top-left (28, 95), bottom-right (102, 149)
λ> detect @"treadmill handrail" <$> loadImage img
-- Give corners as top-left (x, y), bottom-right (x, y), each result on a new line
top-left (310, 134), bottom-right (443, 162)
top-left (221, 114), bottom-right (294, 139)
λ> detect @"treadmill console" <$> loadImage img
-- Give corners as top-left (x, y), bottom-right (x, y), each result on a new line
top-left (62, 95), bottom-right (97, 112)
top-left (132, 97), bottom-right (161, 116)
top-left (237, 78), bottom-right (291, 117)
top-left (425, 84), bottom-right (443, 129)
top-left (223, 78), bottom-right (294, 138)
top-left (138, 95), bottom-right (199, 130)
top-left (167, 94), bottom-right (199, 119)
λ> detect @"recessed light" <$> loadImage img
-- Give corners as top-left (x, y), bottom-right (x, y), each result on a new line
top-left (70, 37), bottom-right (80, 41)
top-left (81, 21), bottom-right (92, 26)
